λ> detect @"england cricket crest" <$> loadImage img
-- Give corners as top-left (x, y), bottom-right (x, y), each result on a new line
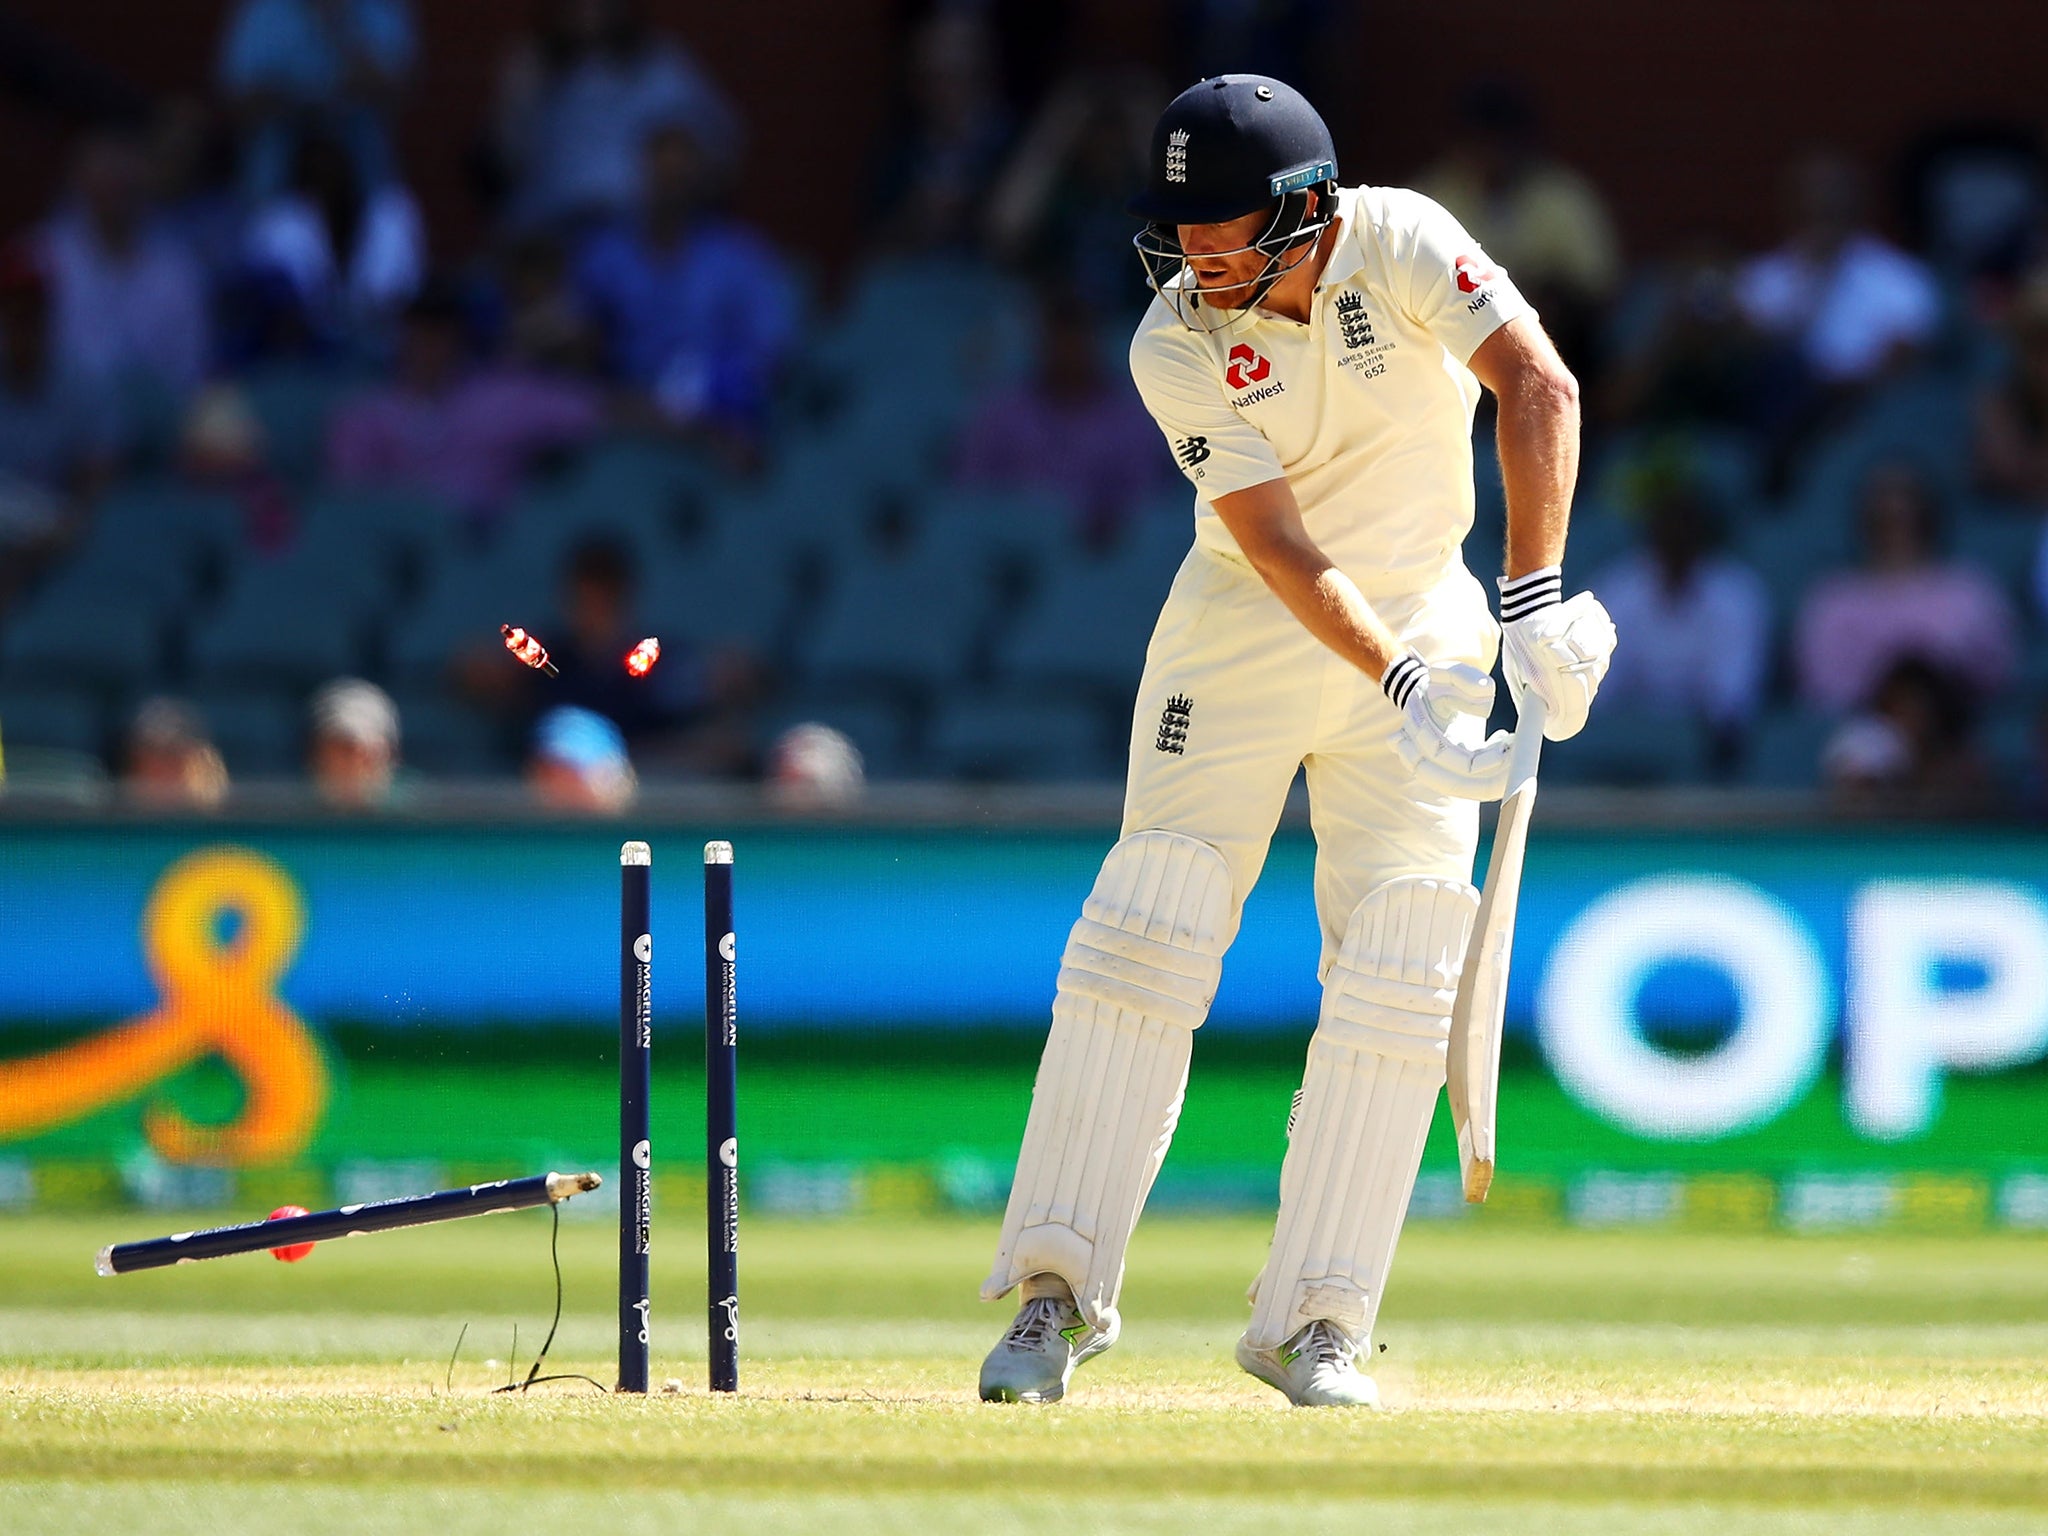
top-left (1155, 694), bottom-right (1193, 754)
top-left (1165, 129), bottom-right (1190, 183)
top-left (1335, 291), bottom-right (1374, 349)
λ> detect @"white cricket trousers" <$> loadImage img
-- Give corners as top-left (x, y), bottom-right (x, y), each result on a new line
top-left (1123, 546), bottom-right (1497, 962)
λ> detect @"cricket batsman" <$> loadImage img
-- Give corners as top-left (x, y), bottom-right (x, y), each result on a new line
top-left (979, 75), bottom-right (1617, 1407)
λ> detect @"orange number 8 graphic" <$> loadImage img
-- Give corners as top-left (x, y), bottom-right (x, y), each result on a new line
top-left (0, 847), bottom-right (326, 1165)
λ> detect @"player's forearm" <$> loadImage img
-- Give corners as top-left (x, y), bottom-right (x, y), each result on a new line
top-left (1241, 532), bottom-right (1402, 683)
top-left (1494, 363), bottom-right (1580, 579)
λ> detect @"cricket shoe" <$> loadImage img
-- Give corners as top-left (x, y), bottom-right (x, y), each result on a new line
top-left (978, 1281), bottom-right (1117, 1403)
top-left (1236, 1319), bottom-right (1380, 1407)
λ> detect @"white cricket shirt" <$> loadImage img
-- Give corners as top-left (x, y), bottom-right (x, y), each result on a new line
top-left (1130, 185), bottom-right (1532, 599)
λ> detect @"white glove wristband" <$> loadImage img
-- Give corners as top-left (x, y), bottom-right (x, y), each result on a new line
top-left (1382, 650), bottom-right (1512, 799)
top-left (1498, 566), bottom-right (1562, 623)
top-left (1381, 650), bottom-right (1427, 709)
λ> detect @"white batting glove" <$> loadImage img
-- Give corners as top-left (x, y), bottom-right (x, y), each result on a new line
top-left (1382, 651), bottom-right (1512, 800)
top-left (1498, 568), bottom-right (1616, 742)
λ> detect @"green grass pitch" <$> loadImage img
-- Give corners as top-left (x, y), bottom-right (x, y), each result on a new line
top-left (3, 1211), bottom-right (2045, 1533)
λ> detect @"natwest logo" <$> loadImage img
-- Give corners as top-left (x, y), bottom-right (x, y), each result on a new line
top-left (1224, 344), bottom-right (1271, 391)
top-left (1454, 254), bottom-right (1497, 294)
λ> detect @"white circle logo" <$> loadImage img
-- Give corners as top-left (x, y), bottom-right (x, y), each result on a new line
top-left (1540, 874), bottom-right (1830, 1139)
top-left (632, 1139), bottom-right (651, 1169)
top-left (634, 933), bottom-right (651, 964)
top-left (718, 1137), bottom-right (737, 1168)
top-left (718, 932), bottom-right (735, 963)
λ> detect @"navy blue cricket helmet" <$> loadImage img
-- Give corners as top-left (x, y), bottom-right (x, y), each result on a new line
top-left (1129, 74), bottom-right (1338, 225)
top-left (1130, 75), bottom-right (1340, 326)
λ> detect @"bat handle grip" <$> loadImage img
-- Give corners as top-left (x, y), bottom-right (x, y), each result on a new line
top-left (1506, 690), bottom-right (1546, 793)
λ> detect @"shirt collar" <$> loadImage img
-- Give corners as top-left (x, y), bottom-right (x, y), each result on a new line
top-left (1313, 186), bottom-right (1365, 294)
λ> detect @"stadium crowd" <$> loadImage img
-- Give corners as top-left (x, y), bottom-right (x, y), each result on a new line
top-left (1, 0), bottom-right (2046, 816)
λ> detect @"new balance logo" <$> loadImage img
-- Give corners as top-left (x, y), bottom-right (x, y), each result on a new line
top-left (1175, 435), bottom-right (1210, 469)
top-left (1155, 694), bottom-right (1193, 755)
top-left (1335, 291), bottom-right (1374, 349)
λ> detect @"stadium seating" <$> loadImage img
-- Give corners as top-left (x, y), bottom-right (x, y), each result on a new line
top-left (1, 590), bottom-right (169, 694)
top-left (0, 687), bottom-right (105, 756)
top-left (1546, 708), bottom-right (1709, 786)
top-left (57, 480), bottom-right (241, 609)
top-left (927, 689), bottom-right (1117, 781)
top-left (993, 502), bottom-right (1189, 700)
top-left (1736, 507), bottom-right (1855, 622)
top-left (187, 549), bottom-right (380, 689)
top-left (1982, 700), bottom-right (2042, 789)
top-left (639, 533), bottom-right (794, 657)
top-left (5, 238), bottom-right (2038, 793)
top-left (1954, 507), bottom-right (2041, 607)
top-left (793, 504), bottom-right (999, 699)
top-left (1740, 709), bottom-right (1836, 789)
top-left (240, 364), bottom-right (364, 489)
top-left (390, 692), bottom-right (508, 776)
top-left (192, 688), bottom-right (304, 777)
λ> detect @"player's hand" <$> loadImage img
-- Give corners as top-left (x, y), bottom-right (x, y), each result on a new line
top-left (1382, 652), bottom-right (1511, 799)
top-left (1497, 568), bottom-right (1616, 741)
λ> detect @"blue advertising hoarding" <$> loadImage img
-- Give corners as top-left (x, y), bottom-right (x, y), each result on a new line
top-left (1, 821), bottom-right (2045, 1189)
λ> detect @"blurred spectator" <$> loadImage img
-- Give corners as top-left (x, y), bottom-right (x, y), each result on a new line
top-left (308, 676), bottom-right (400, 808)
top-left (39, 129), bottom-right (209, 403)
top-left (1823, 654), bottom-right (1992, 811)
top-left (871, 8), bottom-right (1012, 254)
top-left (492, 0), bottom-right (738, 233)
top-left (1974, 272), bottom-right (2048, 504)
top-left (1592, 469), bottom-right (1770, 760)
top-left (217, 0), bottom-right (416, 197)
top-left (574, 121), bottom-right (796, 445)
top-left (1599, 240), bottom-right (1765, 433)
top-left (527, 704), bottom-right (635, 811)
top-left (1737, 152), bottom-right (1940, 389)
top-left (327, 280), bottom-right (602, 521)
top-left (145, 96), bottom-right (246, 288)
top-left (244, 127), bottom-right (425, 348)
top-left (469, 535), bottom-right (700, 740)
top-left (955, 290), bottom-right (1168, 548)
top-left (1900, 123), bottom-right (2048, 287)
top-left (496, 232), bottom-right (599, 376)
top-left (180, 380), bottom-right (297, 553)
top-left (0, 245), bottom-right (115, 602)
top-left (527, 534), bottom-right (771, 776)
top-left (1796, 463), bottom-right (2017, 713)
top-left (122, 697), bottom-right (229, 811)
top-left (768, 722), bottom-right (866, 809)
top-left (985, 68), bottom-right (1160, 314)
top-left (181, 382), bottom-right (266, 476)
top-left (214, 263), bottom-right (317, 371)
top-left (1417, 81), bottom-right (1621, 375)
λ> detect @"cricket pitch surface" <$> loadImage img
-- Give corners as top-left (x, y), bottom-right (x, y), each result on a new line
top-left (4, 1214), bottom-right (2045, 1533)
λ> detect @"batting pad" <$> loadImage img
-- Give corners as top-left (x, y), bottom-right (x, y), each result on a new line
top-left (1244, 876), bottom-right (1478, 1350)
top-left (982, 830), bottom-right (1235, 1333)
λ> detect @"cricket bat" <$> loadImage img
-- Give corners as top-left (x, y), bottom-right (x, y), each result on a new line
top-left (1446, 689), bottom-right (1547, 1204)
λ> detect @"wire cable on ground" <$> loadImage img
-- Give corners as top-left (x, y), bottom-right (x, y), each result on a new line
top-left (493, 1201), bottom-right (609, 1394)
